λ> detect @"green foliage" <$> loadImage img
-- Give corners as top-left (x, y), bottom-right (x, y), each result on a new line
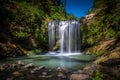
top-left (92, 70), bottom-right (120, 80)
top-left (0, 0), bottom-right (70, 51)
top-left (92, 70), bottom-right (106, 80)
top-left (12, 31), bottom-right (29, 40)
top-left (81, 0), bottom-right (120, 48)
top-left (95, 50), bottom-right (107, 57)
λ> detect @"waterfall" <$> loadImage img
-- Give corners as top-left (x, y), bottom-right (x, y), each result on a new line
top-left (48, 21), bottom-right (55, 51)
top-left (48, 20), bottom-right (80, 53)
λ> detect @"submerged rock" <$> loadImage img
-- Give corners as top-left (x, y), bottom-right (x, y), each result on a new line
top-left (22, 63), bottom-right (34, 68)
top-left (11, 64), bottom-right (17, 68)
top-left (33, 66), bottom-right (45, 71)
top-left (56, 67), bottom-right (66, 72)
top-left (1, 62), bottom-right (119, 80)
top-left (17, 60), bottom-right (24, 66)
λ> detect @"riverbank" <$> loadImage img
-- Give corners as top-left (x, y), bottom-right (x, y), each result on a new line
top-left (0, 61), bottom-right (71, 80)
top-left (0, 58), bottom-right (120, 80)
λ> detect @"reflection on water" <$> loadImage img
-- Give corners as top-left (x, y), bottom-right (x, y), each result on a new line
top-left (3, 53), bottom-right (95, 70)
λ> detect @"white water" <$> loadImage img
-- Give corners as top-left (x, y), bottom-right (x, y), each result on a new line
top-left (48, 22), bottom-right (55, 51)
top-left (48, 21), bottom-right (80, 55)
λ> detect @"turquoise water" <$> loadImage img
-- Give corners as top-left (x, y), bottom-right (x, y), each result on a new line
top-left (4, 53), bottom-right (95, 70)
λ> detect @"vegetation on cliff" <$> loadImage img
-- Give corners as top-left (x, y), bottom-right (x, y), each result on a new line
top-left (79, 1), bottom-right (120, 79)
top-left (81, 0), bottom-right (120, 47)
top-left (0, 0), bottom-right (76, 57)
top-left (80, 0), bottom-right (120, 60)
top-left (0, 0), bottom-right (120, 80)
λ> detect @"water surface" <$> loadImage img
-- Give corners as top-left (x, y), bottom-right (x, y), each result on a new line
top-left (3, 53), bottom-right (95, 70)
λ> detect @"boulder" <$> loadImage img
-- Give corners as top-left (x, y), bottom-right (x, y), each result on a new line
top-left (56, 67), bottom-right (66, 72)
top-left (83, 64), bottom-right (101, 76)
top-left (12, 71), bottom-right (22, 77)
top-left (17, 60), bottom-right (24, 66)
top-left (73, 70), bottom-right (84, 74)
top-left (70, 73), bottom-right (90, 80)
top-left (22, 63), bottom-right (34, 68)
top-left (33, 66), bottom-right (45, 71)
top-left (42, 72), bottom-right (47, 76)
top-left (57, 72), bottom-right (66, 78)
top-left (0, 66), bottom-right (5, 71)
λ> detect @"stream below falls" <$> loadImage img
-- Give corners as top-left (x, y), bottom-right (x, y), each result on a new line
top-left (2, 52), bottom-right (95, 70)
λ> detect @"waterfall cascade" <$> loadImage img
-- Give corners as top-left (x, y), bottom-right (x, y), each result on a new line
top-left (48, 21), bottom-right (81, 54)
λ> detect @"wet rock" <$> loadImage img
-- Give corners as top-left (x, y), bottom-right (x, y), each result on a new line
top-left (57, 72), bottom-right (66, 78)
top-left (22, 63), bottom-right (34, 68)
top-left (83, 69), bottom-right (95, 77)
top-left (30, 66), bottom-right (45, 74)
top-left (70, 65), bottom-right (102, 80)
top-left (38, 75), bottom-right (52, 79)
top-left (3, 64), bottom-right (10, 68)
top-left (6, 78), bottom-right (13, 80)
top-left (0, 66), bottom-right (5, 71)
top-left (73, 70), bottom-right (84, 74)
top-left (70, 73), bottom-right (90, 80)
top-left (17, 77), bottom-right (24, 80)
top-left (56, 67), bottom-right (66, 72)
top-left (38, 75), bottom-right (52, 80)
top-left (38, 75), bottom-right (46, 78)
top-left (18, 60), bottom-right (24, 66)
top-left (33, 66), bottom-right (45, 71)
top-left (48, 69), bottom-right (52, 72)
top-left (42, 72), bottom-right (47, 76)
top-left (1, 64), bottom-right (6, 67)
top-left (13, 71), bottom-right (22, 76)
top-left (11, 64), bottom-right (18, 68)
top-left (56, 67), bottom-right (62, 71)
top-left (83, 64), bottom-right (100, 76)
top-left (30, 70), bottom-right (36, 74)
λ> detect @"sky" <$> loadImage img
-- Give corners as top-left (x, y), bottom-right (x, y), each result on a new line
top-left (61, 0), bottom-right (93, 18)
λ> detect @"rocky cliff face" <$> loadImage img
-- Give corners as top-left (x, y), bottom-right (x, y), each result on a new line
top-left (0, 0), bottom-right (69, 57)
top-left (80, 0), bottom-right (120, 63)
top-left (0, 42), bottom-right (25, 58)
